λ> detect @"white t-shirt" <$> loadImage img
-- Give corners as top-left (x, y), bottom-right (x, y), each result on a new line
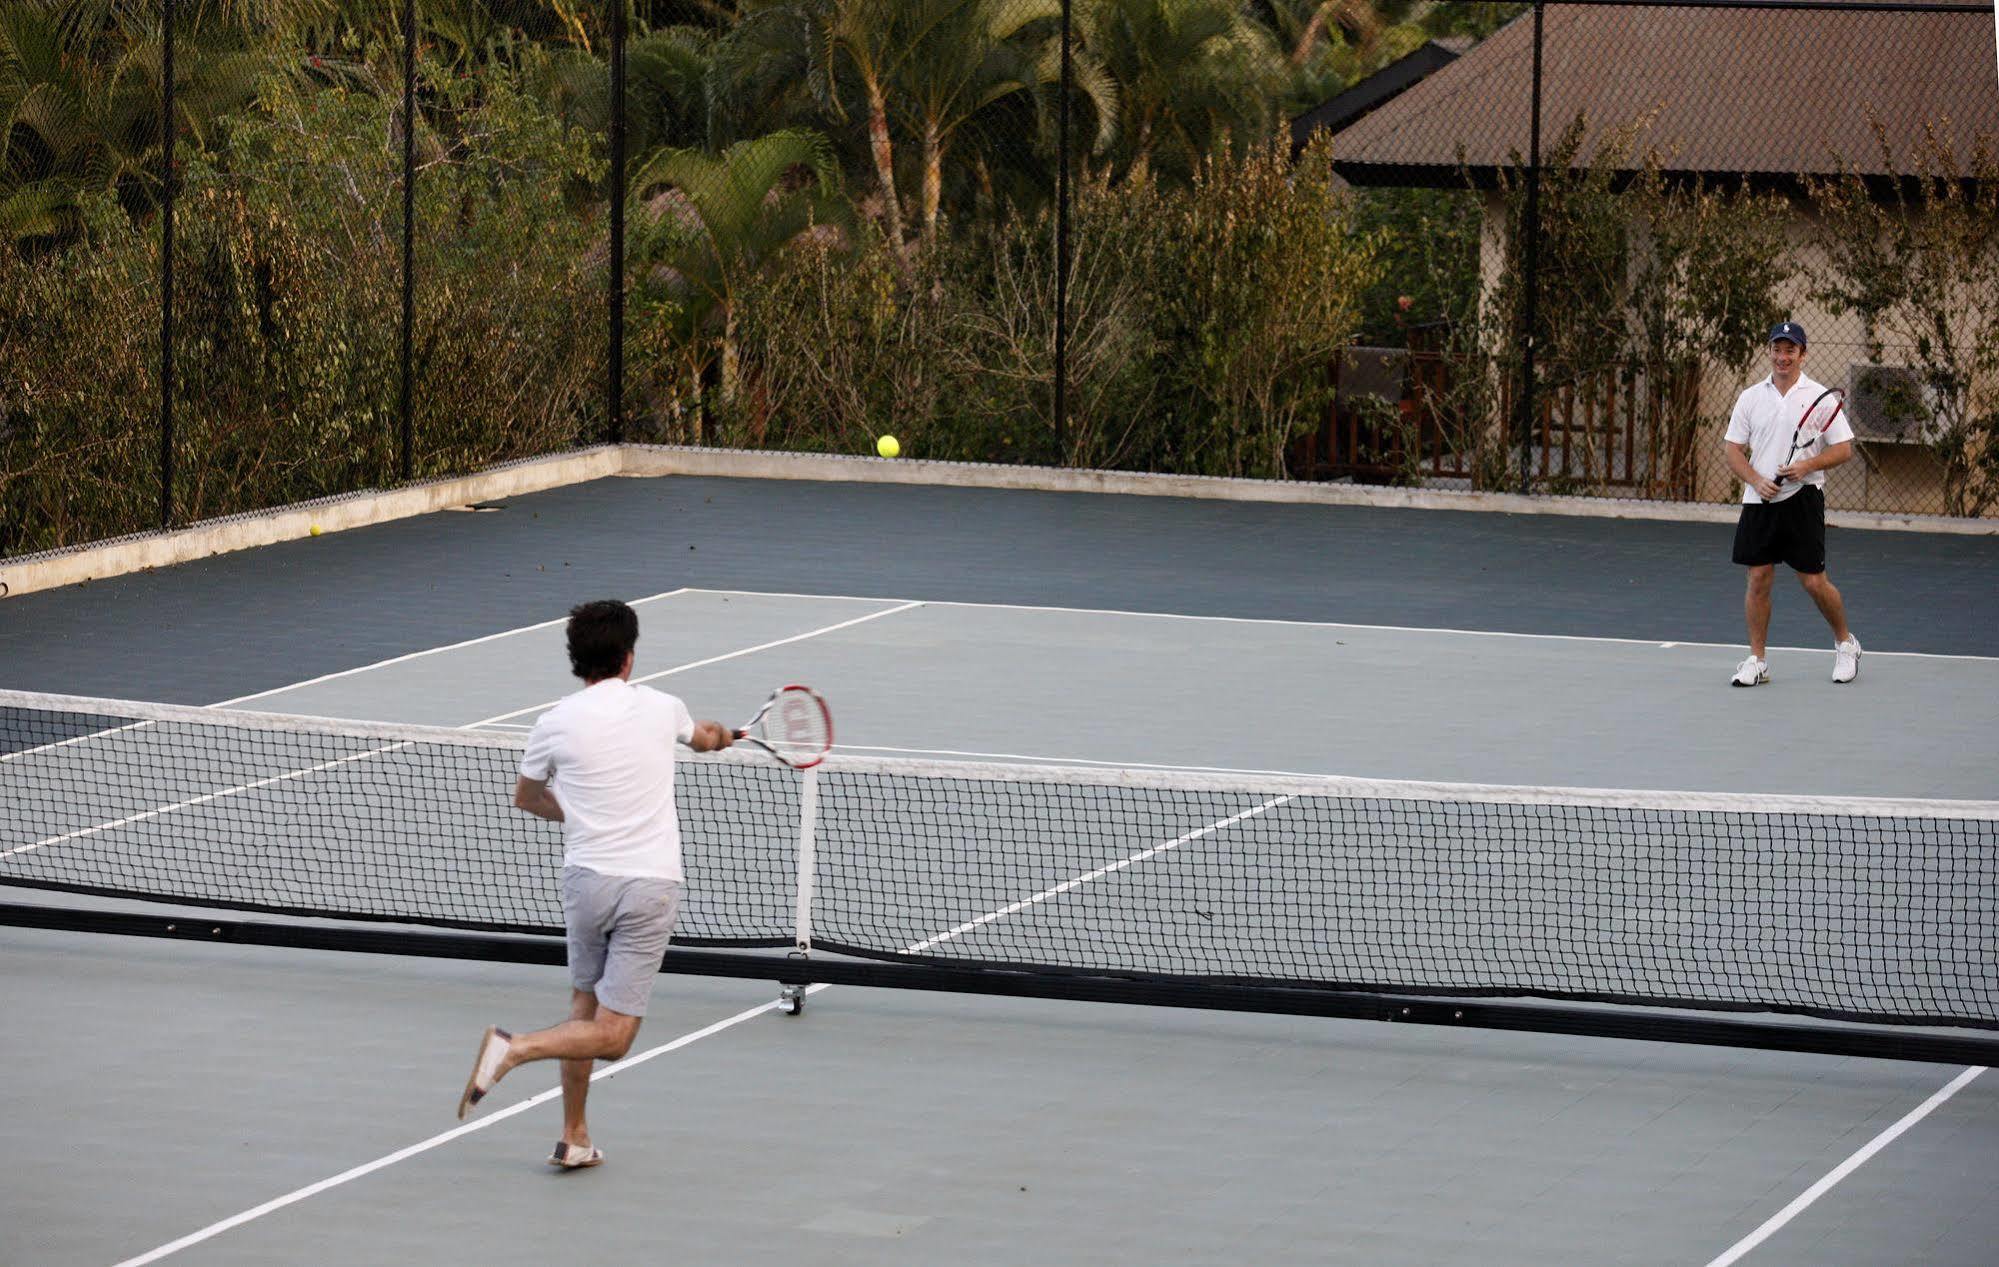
top-left (519, 679), bottom-right (695, 881)
top-left (1724, 374), bottom-right (1856, 505)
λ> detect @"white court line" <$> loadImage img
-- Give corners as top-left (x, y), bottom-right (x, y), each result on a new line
top-left (13, 602), bottom-right (925, 865)
top-left (110, 737), bottom-right (1281, 1264)
top-left (110, 997), bottom-right (793, 1267)
top-left (902, 795), bottom-right (1296, 952)
top-left (462, 601), bottom-right (924, 729)
top-left (835, 741), bottom-right (1339, 781)
top-left (215, 587), bottom-right (694, 708)
top-left (0, 715), bottom-right (156, 766)
top-left (678, 587), bottom-right (1999, 663)
top-left (1702, 1065), bottom-right (1985, 1267)
top-left (1, 741), bottom-right (416, 862)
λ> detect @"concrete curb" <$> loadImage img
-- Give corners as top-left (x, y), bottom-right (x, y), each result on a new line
top-left (621, 445), bottom-right (1999, 535)
top-left (0, 448), bottom-right (623, 599)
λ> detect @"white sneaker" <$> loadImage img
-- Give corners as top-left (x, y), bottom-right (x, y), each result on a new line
top-left (1731, 655), bottom-right (1769, 687)
top-left (1833, 637), bottom-right (1862, 684)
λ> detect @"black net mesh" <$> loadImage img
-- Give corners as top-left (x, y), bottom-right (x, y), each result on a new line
top-left (5, 690), bottom-right (1995, 1030)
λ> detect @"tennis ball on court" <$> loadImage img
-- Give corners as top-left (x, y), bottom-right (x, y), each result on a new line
top-left (876, 434), bottom-right (901, 458)
top-left (309, 524), bottom-right (322, 536)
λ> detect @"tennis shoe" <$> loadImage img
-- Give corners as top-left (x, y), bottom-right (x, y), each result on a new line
top-left (1833, 637), bottom-right (1862, 684)
top-left (1730, 655), bottom-right (1769, 687)
top-left (457, 1025), bottom-right (512, 1120)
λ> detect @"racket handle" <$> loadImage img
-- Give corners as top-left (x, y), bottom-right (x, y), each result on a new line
top-left (731, 728), bottom-right (747, 739)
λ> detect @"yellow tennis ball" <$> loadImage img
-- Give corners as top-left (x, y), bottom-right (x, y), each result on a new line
top-left (876, 434), bottom-right (901, 458)
top-left (309, 524), bottom-right (322, 536)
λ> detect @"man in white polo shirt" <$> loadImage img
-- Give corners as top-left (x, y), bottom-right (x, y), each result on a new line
top-left (1722, 321), bottom-right (1861, 687)
top-left (456, 599), bottom-right (732, 1168)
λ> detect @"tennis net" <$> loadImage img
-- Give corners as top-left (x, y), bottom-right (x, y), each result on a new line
top-left (3, 689), bottom-right (1996, 1049)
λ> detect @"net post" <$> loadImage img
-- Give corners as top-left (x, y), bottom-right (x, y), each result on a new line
top-left (793, 765), bottom-right (817, 956)
top-left (777, 764), bottom-right (818, 1016)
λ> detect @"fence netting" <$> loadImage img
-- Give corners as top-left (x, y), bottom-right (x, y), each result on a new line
top-left (4, 0), bottom-right (1995, 557)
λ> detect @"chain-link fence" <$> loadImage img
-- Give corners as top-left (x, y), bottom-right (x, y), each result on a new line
top-left (1319, 0), bottom-right (1999, 519)
top-left (3, 0), bottom-right (1995, 557)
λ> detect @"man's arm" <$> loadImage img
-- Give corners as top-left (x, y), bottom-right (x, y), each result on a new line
top-left (1778, 439), bottom-right (1853, 483)
top-left (1725, 441), bottom-right (1778, 501)
top-left (685, 720), bottom-right (733, 752)
top-left (514, 775), bottom-right (564, 822)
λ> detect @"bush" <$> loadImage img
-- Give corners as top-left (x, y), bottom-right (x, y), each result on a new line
top-left (722, 135), bottom-right (1380, 478)
top-left (1, 53), bottom-right (607, 555)
top-left (1144, 135), bottom-right (1382, 478)
top-left (0, 193), bottom-right (159, 556)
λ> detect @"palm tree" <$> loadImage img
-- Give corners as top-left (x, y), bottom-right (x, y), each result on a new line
top-left (1073, 0), bottom-right (1288, 184)
top-left (534, 23), bottom-right (724, 155)
top-left (888, 0), bottom-right (1116, 246)
top-left (626, 126), bottom-right (846, 416)
top-left (721, 0), bottom-right (1077, 256)
top-left (787, 0), bottom-right (908, 252)
top-left (1, 0), bottom-right (266, 249)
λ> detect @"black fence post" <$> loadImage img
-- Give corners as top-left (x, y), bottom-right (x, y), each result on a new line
top-left (609, 0), bottom-right (627, 446)
top-left (159, 0), bottom-right (176, 530)
top-left (1517, 0), bottom-right (1545, 495)
top-left (1053, 0), bottom-right (1071, 466)
top-left (400, 0), bottom-right (416, 482)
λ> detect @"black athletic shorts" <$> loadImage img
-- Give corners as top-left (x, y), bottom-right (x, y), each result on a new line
top-left (1732, 485), bottom-right (1826, 573)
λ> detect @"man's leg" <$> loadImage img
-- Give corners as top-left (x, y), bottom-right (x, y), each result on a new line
top-left (460, 875), bottom-right (673, 1133)
top-left (1797, 571), bottom-right (1852, 644)
top-left (561, 991), bottom-right (600, 1150)
top-left (497, 1004), bottom-right (642, 1073)
top-left (1744, 564), bottom-right (1775, 657)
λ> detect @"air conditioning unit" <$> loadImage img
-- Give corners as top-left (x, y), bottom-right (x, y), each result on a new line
top-left (1844, 363), bottom-right (1940, 444)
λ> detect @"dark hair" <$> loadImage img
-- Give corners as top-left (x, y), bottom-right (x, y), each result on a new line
top-left (567, 600), bottom-right (638, 681)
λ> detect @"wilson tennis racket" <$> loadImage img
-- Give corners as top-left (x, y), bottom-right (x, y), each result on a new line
top-left (1763, 387), bottom-right (1845, 502)
top-left (733, 685), bottom-right (833, 769)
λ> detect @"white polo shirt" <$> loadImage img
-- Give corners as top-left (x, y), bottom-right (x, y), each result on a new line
top-left (520, 679), bottom-right (695, 881)
top-left (1724, 373), bottom-right (1855, 505)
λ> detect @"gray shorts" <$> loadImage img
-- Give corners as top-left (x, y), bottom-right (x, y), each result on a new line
top-left (560, 866), bottom-right (683, 1017)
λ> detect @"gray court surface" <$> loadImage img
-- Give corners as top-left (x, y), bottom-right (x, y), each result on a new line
top-left (4, 475), bottom-right (1998, 704)
top-left (97, 587), bottom-right (1999, 799)
top-left (2, 475), bottom-right (1996, 1266)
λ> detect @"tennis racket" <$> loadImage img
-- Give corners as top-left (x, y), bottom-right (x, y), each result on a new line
top-left (732, 685), bottom-right (833, 769)
top-left (1763, 387), bottom-right (1845, 502)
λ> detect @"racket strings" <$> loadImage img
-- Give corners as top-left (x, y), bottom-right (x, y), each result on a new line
top-left (772, 694), bottom-right (830, 755)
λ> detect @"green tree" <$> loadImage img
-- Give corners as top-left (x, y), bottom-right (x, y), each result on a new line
top-left (889, 0), bottom-right (1105, 247)
top-left (1809, 127), bottom-right (1999, 517)
top-left (1153, 134), bottom-right (1380, 477)
top-left (0, 0), bottom-right (267, 249)
top-left (1627, 166), bottom-right (1791, 498)
top-left (626, 126), bottom-right (847, 427)
top-left (1074, 0), bottom-right (1288, 184)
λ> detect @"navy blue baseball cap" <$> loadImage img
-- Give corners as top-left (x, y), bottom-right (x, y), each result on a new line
top-left (1769, 321), bottom-right (1807, 348)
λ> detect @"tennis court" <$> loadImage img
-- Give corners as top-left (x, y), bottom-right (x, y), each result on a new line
top-left (4, 474), bottom-right (1997, 1266)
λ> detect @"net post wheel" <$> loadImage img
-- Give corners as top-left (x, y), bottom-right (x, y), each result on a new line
top-left (876, 435), bottom-right (900, 459)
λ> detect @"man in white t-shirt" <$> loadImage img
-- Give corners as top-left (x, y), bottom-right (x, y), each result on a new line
top-left (1722, 321), bottom-right (1862, 687)
top-left (456, 599), bottom-right (731, 1168)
